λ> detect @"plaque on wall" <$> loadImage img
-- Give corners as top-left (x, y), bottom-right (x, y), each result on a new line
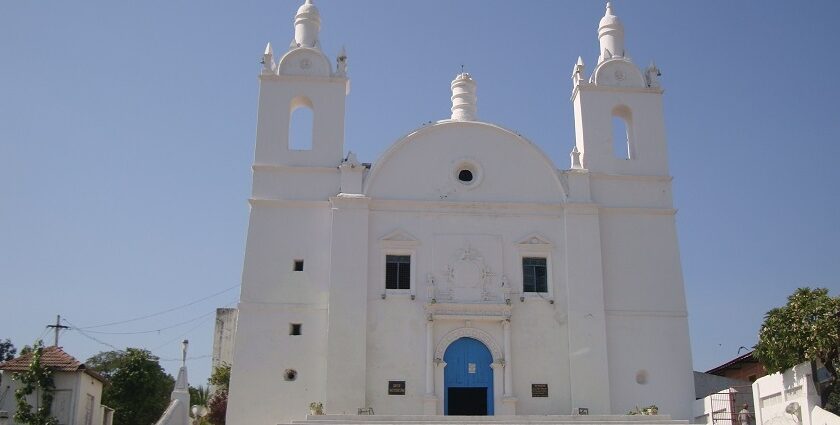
top-left (531, 384), bottom-right (548, 397)
top-left (388, 381), bottom-right (406, 395)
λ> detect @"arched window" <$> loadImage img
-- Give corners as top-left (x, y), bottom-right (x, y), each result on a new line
top-left (611, 105), bottom-right (633, 159)
top-left (289, 97), bottom-right (314, 150)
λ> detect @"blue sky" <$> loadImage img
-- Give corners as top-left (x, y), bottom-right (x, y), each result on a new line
top-left (1, 0), bottom-right (838, 387)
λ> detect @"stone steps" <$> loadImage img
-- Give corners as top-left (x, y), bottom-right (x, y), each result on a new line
top-left (292, 414), bottom-right (688, 425)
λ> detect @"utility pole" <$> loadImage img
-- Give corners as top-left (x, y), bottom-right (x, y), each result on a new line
top-left (46, 315), bottom-right (70, 347)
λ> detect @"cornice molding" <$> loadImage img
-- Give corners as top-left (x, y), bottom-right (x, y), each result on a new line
top-left (369, 199), bottom-right (563, 216)
top-left (605, 309), bottom-right (688, 318)
top-left (599, 207), bottom-right (676, 216)
top-left (249, 199), bottom-right (330, 208)
top-left (589, 172), bottom-right (673, 182)
top-left (252, 164), bottom-right (338, 174)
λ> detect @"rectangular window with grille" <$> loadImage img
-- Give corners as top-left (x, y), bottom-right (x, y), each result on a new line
top-left (385, 255), bottom-right (411, 290)
top-left (522, 257), bottom-right (548, 293)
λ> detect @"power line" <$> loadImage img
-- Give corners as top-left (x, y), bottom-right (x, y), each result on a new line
top-left (151, 317), bottom-right (215, 352)
top-left (78, 284), bottom-right (239, 329)
top-left (80, 309), bottom-right (218, 335)
top-left (36, 326), bottom-right (52, 342)
top-left (151, 298), bottom-right (238, 352)
top-left (64, 318), bottom-right (120, 351)
top-left (159, 354), bottom-right (211, 362)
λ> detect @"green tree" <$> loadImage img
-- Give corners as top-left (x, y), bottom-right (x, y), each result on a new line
top-left (0, 339), bottom-right (16, 362)
top-left (87, 348), bottom-right (174, 425)
top-left (189, 385), bottom-right (210, 408)
top-left (12, 341), bottom-right (58, 425)
top-left (188, 385), bottom-right (211, 425)
top-left (208, 363), bottom-right (230, 391)
top-left (753, 287), bottom-right (840, 413)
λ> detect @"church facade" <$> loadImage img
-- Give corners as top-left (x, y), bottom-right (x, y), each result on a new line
top-left (226, 2), bottom-right (695, 424)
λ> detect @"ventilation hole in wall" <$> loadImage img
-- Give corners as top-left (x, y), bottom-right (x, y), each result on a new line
top-left (636, 369), bottom-right (648, 385)
top-left (290, 323), bottom-right (302, 335)
top-left (284, 369), bottom-right (298, 381)
top-left (293, 260), bottom-right (304, 271)
top-left (458, 169), bottom-right (473, 182)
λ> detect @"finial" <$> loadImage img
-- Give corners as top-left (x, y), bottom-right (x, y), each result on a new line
top-left (262, 42), bottom-right (276, 74)
top-left (450, 72), bottom-right (477, 121)
top-left (336, 45), bottom-right (348, 76)
top-left (294, 0), bottom-right (321, 48)
top-left (598, 0), bottom-right (625, 62)
top-left (181, 339), bottom-right (189, 368)
top-left (570, 146), bottom-right (583, 169)
top-left (645, 60), bottom-right (661, 88)
top-left (572, 56), bottom-right (586, 87)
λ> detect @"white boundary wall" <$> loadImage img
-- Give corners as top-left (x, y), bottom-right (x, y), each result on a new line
top-left (751, 362), bottom-right (838, 425)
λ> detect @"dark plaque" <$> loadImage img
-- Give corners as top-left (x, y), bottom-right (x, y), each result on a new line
top-left (388, 381), bottom-right (406, 395)
top-left (531, 384), bottom-right (549, 397)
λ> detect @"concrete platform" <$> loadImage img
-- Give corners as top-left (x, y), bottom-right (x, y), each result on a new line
top-left (291, 414), bottom-right (688, 425)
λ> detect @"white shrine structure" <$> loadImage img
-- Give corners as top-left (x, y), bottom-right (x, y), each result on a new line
top-left (226, 2), bottom-right (695, 424)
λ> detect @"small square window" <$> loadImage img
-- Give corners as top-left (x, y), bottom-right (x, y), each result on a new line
top-left (289, 323), bottom-right (302, 336)
top-left (522, 257), bottom-right (547, 293)
top-left (293, 260), bottom-right (304, 271)
top-left (385, 255), bottom-right (411, 290)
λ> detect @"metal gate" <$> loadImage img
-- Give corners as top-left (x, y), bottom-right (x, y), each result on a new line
top-left (710, 385), bottom-right (754, 425)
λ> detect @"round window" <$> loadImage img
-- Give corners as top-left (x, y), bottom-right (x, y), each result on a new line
top-left (452, 159), bottom-right (482, 188)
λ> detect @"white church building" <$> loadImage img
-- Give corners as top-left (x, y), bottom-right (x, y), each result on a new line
top-left (226, 1), bottom-right (695, 423)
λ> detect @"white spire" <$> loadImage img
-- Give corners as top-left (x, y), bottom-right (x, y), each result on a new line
top-left (598, 2), bottom-right (625, 63)
top-left (572, 56), bottom-right (585, 86)
top-left (262, 42), bottom-right (276, 74)
top-left (450, 72), bottom-right (477, 121)
top-left (294, 0), bottom-right (321, 48)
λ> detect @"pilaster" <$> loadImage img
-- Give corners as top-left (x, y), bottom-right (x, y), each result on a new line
top-left (491, 362), bottom-right (505, 415)
top-left (325, 194), bottom-right (370, 413)
top-left (563, 203), bottom-right (611, 414)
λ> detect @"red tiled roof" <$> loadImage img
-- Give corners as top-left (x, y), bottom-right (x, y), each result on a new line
top-left (0, 346), bottom-right (106, 383)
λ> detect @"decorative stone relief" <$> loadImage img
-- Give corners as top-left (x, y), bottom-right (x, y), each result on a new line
top-left (430, 244), bottom-right (503, 303)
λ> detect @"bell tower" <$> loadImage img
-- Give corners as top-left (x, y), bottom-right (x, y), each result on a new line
top-left (565, 4), bottom-right (695, 419)
top-left (228, 2), bottom-right (352, 424)
top-left (255, 0), bottom-right (349, 168)
top-left (571, 2), bottom-right (667, 176)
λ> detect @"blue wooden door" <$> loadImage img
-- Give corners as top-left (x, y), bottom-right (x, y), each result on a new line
top-left (443, 337), bottom-right (494, 415)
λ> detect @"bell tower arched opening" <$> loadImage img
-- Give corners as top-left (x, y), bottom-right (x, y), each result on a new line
top-left (289, 97), bottom-right (314, 151)
top-left (611, 105), bottom-right (634, 160)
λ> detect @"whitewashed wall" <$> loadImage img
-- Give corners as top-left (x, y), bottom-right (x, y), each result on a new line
top-left (752, 363), bottom-right (836, 425)
top-left (227, 2), bottom-right (695, 423)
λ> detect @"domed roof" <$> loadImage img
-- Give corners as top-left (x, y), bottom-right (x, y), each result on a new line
top-left (296, 0), bottom-right (319, 16)
top-left (599, 2), bottom-right (623, 30)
